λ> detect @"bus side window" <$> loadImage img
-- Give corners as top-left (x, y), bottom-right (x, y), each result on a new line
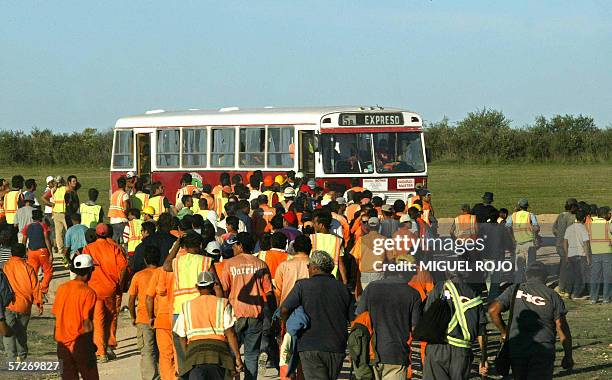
top-left (183, 128), bottom-right (207, 167)
top-left (156, 129), bottom-right (180, 168)
top-left (211, 128), bottom-right (235, 167)
top-left (113, 130), bottom-right (134, 169)
top-left (239, 127), bottom-right (265, 167)
top-left (267, 126), bottom-right (294, 168)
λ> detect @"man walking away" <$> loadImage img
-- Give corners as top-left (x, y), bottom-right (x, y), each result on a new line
top-left (80, 188), bottom-right (104, 229)
top-left (472, 192), bottom-right (495, 223)
top-left (129, 246), bottom-right (160, 380)
top-left (52, 254), bottom-right (99, 380)
top-left (3, 243), bottom-right (43, 362)
top-left (3, 175), bottom-right (25, 226)
top-left (489, 262), bottom-right (574, 379)
top-left (351, 217), bottom-right (390, 291)
top-left (173, 271), bottom-right (244, 379)
top-left (109, 177), bottom-right (130, 244)
top-left (310, 209), bottom-right (347, 284)
top-left (281, 250), bottom-right (350, 380)
top-left (563, 209), bottom-right (591, 299)
top-left (355, 257), bottom-right (421, 380)
top-left (83, 224), bottom-right (128, 362)
top-left (64, 213), bottom-right (88, 272)
top-left (479, 208), bottom-right (512, 300)
top-left (219, 232), bottom-right (276, 380)
top-left (21, 209), bottom-right (54, 295)
top-left (423, 265), bottom-right (488, 380)
top-left (552, 198), bottom-right (577, 295)
top-left (588, 206), bottom-right (612, 303)
top-left (275, 235), bottom-right (312, 305)
top-left (507, 198), bottom-right (540, 282)
top-left (14, 192), bottom-right (35, 243)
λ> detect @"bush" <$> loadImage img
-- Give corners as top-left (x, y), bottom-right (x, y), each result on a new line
top-left (425, 109), bottom-right (612, 162)
top-left (0, 128), bottom-right (112, 167)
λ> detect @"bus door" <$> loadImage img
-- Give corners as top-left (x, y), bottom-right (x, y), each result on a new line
top-left (299, 130), bottom-right (315, 177)
top-left (136, 133), bottom-right (151, 183)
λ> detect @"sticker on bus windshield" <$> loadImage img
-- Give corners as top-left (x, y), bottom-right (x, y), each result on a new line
top-left (363, 178), bottom-right (388, 192)
top-left (396, 178), bottom-right (415, 190)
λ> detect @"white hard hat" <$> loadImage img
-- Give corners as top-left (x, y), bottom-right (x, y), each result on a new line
top-left (46, 176), bottom-right (54, 184)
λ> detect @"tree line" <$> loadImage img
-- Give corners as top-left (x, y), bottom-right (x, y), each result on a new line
top-left (0, 110), bottom-right (610, 166)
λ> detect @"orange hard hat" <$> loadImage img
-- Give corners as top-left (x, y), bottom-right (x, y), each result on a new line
top-left (263, 175), bottom-right (274, 187)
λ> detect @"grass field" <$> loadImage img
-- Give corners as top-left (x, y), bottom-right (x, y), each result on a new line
top-left (2, 162), bottom-right (610, 218)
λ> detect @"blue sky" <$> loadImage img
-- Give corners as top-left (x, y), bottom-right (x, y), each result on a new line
top-left (1, 1), bottom-right (611, 132)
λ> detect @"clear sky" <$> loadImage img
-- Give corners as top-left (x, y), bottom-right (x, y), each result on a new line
top-left (1, 1), bottom-right (611, 132)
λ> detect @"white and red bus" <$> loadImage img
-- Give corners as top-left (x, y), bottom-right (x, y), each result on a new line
top-left (110, 106), bottom-right (428, 203)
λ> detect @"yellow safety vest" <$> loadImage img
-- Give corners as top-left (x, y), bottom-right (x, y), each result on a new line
top-left (444, 281), bottom-right (483, 349)
top-left (3, 190), bottom-right (21, 224)
top-left (148, 195), bottom-right (166, 221)
top-left (262, 190), bottom-right (284, 207)
top-left (172, 253), bottom-right (212, 314)
top-left (80, 203), bottom-right (101, 228)
top-left (182, 295), bottom-right (228, 343)
top-left (588, 217), bottom-right (612, 254)
top-left (512, 210), bottom-right (534, 244)
top-left (52, 186), bottom-right (67, 213)
top-left (127, 219), bottom-right (143, 253)
top-left (130, 192), bottom-right (149, 211)
top-left (310, 233), bottom-right (342, 277)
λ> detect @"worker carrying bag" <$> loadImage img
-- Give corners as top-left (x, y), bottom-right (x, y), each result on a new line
top-left (413, 292), bottom-right (452, 344)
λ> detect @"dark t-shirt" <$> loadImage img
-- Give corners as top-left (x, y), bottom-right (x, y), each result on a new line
top-left (496, 281), bottom-right (567, 357)
top-left (23, 222), bottom-right (48, 250)
top-left (282, 274), bottom-right (351, 353)
top-left (472, 203), bottom-right (495, 223)
top-left (480, 223), bottom-right (512, 260)
top-left (130, 232), bottom-right (177, 272)
top-left (355, 278), bottom-right (422, 365)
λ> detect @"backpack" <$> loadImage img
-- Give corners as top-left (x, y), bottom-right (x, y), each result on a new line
top-left (0, 270), bottom-right (15, 309)
top-left (412, 295), bottom-right (452, 344)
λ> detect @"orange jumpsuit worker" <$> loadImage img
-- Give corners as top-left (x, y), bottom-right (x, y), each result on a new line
top-left (83, 223), bottom-right (128, 362)
top-left (52, 254), bottom-right (99, 380)
top-left (21, 209), bottom-right (54, 295)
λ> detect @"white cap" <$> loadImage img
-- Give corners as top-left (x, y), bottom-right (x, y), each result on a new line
top-left (196, 271), bottom-right (215, 287)
top-left (46, 176), bottom-right (54, 184)
top-left (295, 172), bottom-right (304, 179)
top-left (399, 214), bottom-right (412, 223)
top-left (126, 171), bottom-right (136, 179)
top-left (205, 241), bottom-right (222, 256)
top-left (283, 187), bottom-right (295, 198)
top-left (73, 254), bottom-right (95, 269)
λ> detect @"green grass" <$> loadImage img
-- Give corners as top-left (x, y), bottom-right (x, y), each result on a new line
top-left (2, 162), bottom-right (611, 218)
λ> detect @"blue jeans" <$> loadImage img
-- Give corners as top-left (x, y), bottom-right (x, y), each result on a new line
top-left (235, 317), bottom-right (262, 380)
top-left (172, 314), bottom-right (188, 378)
top-left (3, 310), bottom-right (30, 360)
top-left (590, 254), bottom-right (612, 302)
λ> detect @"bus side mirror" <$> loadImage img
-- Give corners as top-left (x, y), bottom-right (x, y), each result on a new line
top-left (425, 148), bottom-right (432, 163)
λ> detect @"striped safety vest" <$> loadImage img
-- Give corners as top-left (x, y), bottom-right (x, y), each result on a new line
top-left (148, 195), bottom-right (166, 221)
top-left (108, 190), bottom-right (127, 219)
top-left (52, 186), bottom-right (67, 213)
top-left (127, 219), bottom-right (143, 253)
top-left (310, 233), bottom-right (342, 277)
top-left (454, 214), bottom-right (477, 241)
top-left (512, 210), bottom-right (534, 244)
top-left (80, 203), bottom-right (101, 228)
top-left (444, 280), bottom-right (483, 349)
top-left (3, 190), bottom-right (21, 224)
top-left (176, 185), bottom-right (198, 205)
top-left (172, 253), bottom-right (212, 314)
top-left (182, 295), bottom-right (228, 343)
top-left (587, 217), bottom-right (612, 254)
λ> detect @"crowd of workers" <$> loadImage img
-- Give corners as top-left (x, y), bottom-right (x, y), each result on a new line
top-left (0, 171), bottom-right (609, 380)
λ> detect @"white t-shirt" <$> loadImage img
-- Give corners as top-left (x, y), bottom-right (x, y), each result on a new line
top-left (564, 223), bottom-right (589, 257)
top-left (172, 301), bottom-right (235, 338)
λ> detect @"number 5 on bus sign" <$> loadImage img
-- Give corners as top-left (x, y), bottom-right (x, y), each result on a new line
top-left (340, 114), bottom-right (356, 126)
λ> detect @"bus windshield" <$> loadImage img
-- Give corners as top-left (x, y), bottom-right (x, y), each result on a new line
top-left (373, 132), bottom-right (425, 173)
top-left (320, 133), bottom-right (374, 174)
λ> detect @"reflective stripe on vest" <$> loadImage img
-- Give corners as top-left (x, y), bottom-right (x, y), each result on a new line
top-left (127, 219), bottom-right (143, 253)
top-left (172, 254), bottom-right (212, 313)
top-left (52, 186), bottom-right (67, 213)
top-left (512, 210), bottom-right (533, 244)
top-left (587, 218), bottom-right (612, 254)
top-left (454, 214), bottom-right (477, 240)
top-left (131, 192), bottom-right (149, 211)
top-left (3, 190), bottom-right (21, 224)
top-left (108, 190), bottom-right (127, 219)
top-left (80, 204), bottom-right (101, 228)
top-left (310, 233), bottom-right (341, 276)
top-left (149, 196), bottom-right (165, 221)
top-left (445, 281), bottom-right (482, 348)
top-left (183, 295), bottom-right (227, 343)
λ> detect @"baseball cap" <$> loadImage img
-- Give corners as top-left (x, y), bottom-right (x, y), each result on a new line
top-left (45, 175), bottom-right (54, 184)
top-left (381, 204), bottom-right (393, 212)
top-left (299, 184), bottom-right (312, 194)
top-left (295, 172), bottom-right (304, 179)
top-left (283, 211), bottom-right (298, 226)
top-left (205, 241), bottom-right (222, 256)
top-left (482, 192), bottom-right (494, 202)
top-left (23, 192), bottom-right (35, 202)
top-left (126, 171), bottom-right (136, 179)
top-left (95, 223), bottom-right (110, 237)
top-left (225, 235), bottom-right (238, 245)
top-left (196, 271), bottom-right (215, 287)
top-left (283, 187), bottom-right (295, 198)
top-left (367, 217), bottom-right (380, 227)
top-left (73, 254), bottom-right (95, 269)
top-left (518, 198), bottom-right (529, 207)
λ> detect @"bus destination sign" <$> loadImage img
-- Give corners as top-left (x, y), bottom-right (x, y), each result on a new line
top-left (339, 113), bottom-right (404, 126)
